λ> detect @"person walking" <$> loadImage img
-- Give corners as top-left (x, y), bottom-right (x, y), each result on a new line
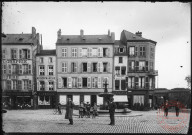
top-left (86, 102), bottom-right (91, 118)
top-left (79, 102), bottom-right (84, 118)
top-left (65, 98), bottom-right (74, 125)
top-left (92, 102), bottom-right (97, 118)
top-left (58, 103), bottom-right (62, 115)
top-left (175, 99), bottom-right (180, 117)
top-left (108, 97), bottom-right (117, 126)
top-left (164, 100), bottom-right (169, 117)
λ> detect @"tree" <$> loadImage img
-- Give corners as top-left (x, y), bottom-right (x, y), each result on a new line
top-left (185, 75), bottom-right (191, 89)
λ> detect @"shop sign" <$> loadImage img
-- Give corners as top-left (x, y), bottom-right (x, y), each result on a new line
top-left (2, 59), bottom-right (28, 64)
top-left (37, 77), bottom-right (55, 80)
top-left (3, 92), bottom-right (32, 96)
top-left (37, 92), bottom-right (56, 96)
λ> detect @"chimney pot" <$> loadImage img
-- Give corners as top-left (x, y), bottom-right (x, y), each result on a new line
top-left (57, 29), bottom-right (61, 39)
top-left (80, 29), bottom-right (84, 37)
top-left (32, 27), bottom-right (36, 38)
top-left (135, 31), bottom-right (142, 37)
top-left (108, 29), bottom-right (111, 36)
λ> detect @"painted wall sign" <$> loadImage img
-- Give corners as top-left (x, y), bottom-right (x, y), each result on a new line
top-left (37, 77), bottom-right (55, 80)
top-left (2, 59), bottom-right (28, 64)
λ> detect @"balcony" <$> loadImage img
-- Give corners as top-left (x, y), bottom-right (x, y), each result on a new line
top-left (148, 70), bottom-right (158, 76)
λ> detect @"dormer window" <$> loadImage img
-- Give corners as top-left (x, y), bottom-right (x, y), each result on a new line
top-left (66, 38), bottom-right (70, 41)
top-left (119, 48), bottom-right (124, 53)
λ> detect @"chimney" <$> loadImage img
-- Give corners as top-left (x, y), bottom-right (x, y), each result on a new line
top-left (80, 29), bottom-right (84, 37)
top-left (32, 27), bottom-right (36, 38)
top-left (57, 29), bottom-right (61, 39)
top-left (108, 29), bottom-right (111, 36)
top-left (135, 31), bottom-right (142, 37)
top-left (111, 32), bottom-right (115, 41)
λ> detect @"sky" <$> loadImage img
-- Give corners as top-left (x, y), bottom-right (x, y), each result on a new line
top-left (2, 2), bottom-right (191, 89)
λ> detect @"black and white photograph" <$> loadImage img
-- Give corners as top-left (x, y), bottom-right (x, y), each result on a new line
top-left (1, 1), bottom-right (191, 134)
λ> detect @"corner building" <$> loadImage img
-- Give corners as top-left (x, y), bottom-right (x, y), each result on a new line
top-left (56, 29), bottom-right (115, 106)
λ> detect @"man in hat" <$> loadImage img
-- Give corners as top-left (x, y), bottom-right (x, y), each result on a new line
top-left (108, 97), bottom-right (117, 125)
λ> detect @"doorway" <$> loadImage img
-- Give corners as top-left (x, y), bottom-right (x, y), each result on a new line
top-left (91, 95), bottom-right (97, 106)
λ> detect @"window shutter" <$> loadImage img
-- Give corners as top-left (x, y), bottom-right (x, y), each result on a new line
top-left (79, 62), bottom-right (82, 73)
top-left (28, 65), bottom-right (31, 74)
top-left (136, 61), bottom-right (139, 71)
top-left (107, 62), bottom-right (110, 73)
top-left (68, 77), bottom-right (72, 88)
top-left (27, 49), bottom-right (30, 59)
top-left (87, 62), bottom-right (91, 72)
top-left (121, 80), bottom-right (126, 90)
top-left (79, 48), bottom-right (82, 57)
top-left (19, 65), bottom-right (22, 74)
top-left (145, 77), bottom-right (149, 89)
top-left (8, 65), bottom-right (11, 74)
top-left (100, 47), bottom-right (103, 57)
top-left (87, 77), bottom-right (91, 88)
top-left (107, 48), bottom-right (110, 57)
top-left (87, 48), bottom-right (90, 57)
top-left (138, 77), bottom-right (141, 88)
top-left (89, 48), bottom-right (92, 57)
top-left (135, 47), bottom-right (138, 56)
top-left (37, 81), bottom-right (39, 91)
top-left (98, 62), bottom-right (100, 72)
top-left (79, 77), bottom-right (82, 88)
top-left (75, 62), bottom-right (78, 72)
top-left (135, 77), bottom-right (138, 89)
top-left (28, 80), bottom-right (32, 90)
top-left (68, 62), bottom-right (71, 73)
top-left (128, 61), bottom-right (132, 71)
top-left (45, 81), bottom-right (48, 91)
top-left (98, 77), bottom-right (101, 88)
top-left (58, 77), bottom-right (62, 88)
top-left (145, 61), bottom-right (148, 71)
top-left (107, 77), bottom-right (109, 88)
top-left (92, 77), bottom-right (95, 88)
top-left (16, 64), bottom-right (19, 74)
top-left (100, 62), bottom-right (103, 73)
top-left (19, 50), bottom-right (22, 59)
top-left (97, 48), bottom-right (100, 57)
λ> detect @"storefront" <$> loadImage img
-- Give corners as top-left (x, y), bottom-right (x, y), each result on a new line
top-left (37, 91), bottom-right (57, 109)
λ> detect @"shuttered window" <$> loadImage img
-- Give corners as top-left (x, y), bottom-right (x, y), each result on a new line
top-left (78, 77), bottom-right (82, 88)
top-left (135, 77), bottom-right (139, 89)
top-left (28, 80), bottom-right (32, 90)
top-left (121, 80), bottom-right (126, 90)
top-left (115, 80), bottom-right (120, 90)
top-left (87, 77), bottom-right (91, 88)
top-left (98, 77), bottom-right (101, 88)
top-left (28, 65), bottom-right (31, 74)
top-left (17, 80), bottom-right (22, 90)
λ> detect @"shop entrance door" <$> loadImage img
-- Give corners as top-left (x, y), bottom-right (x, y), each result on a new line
top-left (91, 95), bottom-right (97, 107)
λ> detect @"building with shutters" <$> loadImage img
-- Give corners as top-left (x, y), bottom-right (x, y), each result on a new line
top-left (120, 30), bottom-right (158, 109)
top-left (1, 27), bottom-right (42, 109)
top-left (113, 40), bottom-right (129, 109)
top-left (56, 29), bottom-right (115, 107)
top-left (36, 50), bottom-right (57, 109)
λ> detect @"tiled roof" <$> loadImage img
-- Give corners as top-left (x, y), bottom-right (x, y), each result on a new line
top-left (122, 30), bottom-right (157, 44)
top-left (2, 34), bottom-right (37, 44)
top-left (36, 50), bottom-right (56, 56)
top-left (114, 40), bottom-right (126, 46)
top-left (56, 35), bottom-right (114, 44)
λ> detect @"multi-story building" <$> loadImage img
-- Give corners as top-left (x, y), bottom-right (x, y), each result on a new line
top-left (113, 40), bottom-right (128, 108)
top-left (120, 30), bottom-right (158, 109)
top-left (56, 29), bottom-right (115, 107)
top-left (1, 27), bottom-right (42, 109)
top-left (36, 50), bottom-right (57, 109)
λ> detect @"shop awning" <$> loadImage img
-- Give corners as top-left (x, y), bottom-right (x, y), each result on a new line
top-left (113, 95), bottom-right (128, 102)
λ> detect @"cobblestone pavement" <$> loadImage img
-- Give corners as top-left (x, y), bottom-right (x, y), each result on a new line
top-left (2, 109), bottom-right (190, 134)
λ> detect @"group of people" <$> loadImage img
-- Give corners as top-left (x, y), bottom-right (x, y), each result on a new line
top-left (79, 102), bottom-right (98, 118)
top-left (63, 97), bottom-right (117, 125)
top-left (157, 99), bottom-right (180, 117)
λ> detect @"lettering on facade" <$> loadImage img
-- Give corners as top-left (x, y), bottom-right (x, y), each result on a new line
top-left (2, 59), bottom-right (28, 64)
top-left (37, 77), bottom-right (55, 80)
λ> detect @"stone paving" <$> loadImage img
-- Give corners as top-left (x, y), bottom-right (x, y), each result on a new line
top-left (2, 109), bottom-right (191, 134)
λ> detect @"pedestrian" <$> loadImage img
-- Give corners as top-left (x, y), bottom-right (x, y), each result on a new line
top-left (79, 102), bottom-right (84, 118)
top-left (175, 99), bottom-right (180, 117)
top-left (86, 102), bottom-right (91, 118)
top-left (58, 103), bottom-right (62, 115)
top-left (65, 98), bottom-right (74, 125)
top-left (108, 97), bottom-right (117, 126)
top-left (92, 102), bottom-right (97, 118)
top-left (164, 100), bottom-right (169, 117)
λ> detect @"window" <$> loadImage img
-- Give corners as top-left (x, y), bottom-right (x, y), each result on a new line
top-left (77, 77), bottom-right (82, 88)
top-left (2, 49), bottom-right (6, 59)
top-left (23, 80), bottom-right (28, 90)
top-left (135, 77), bottom-right (139, 89)
top-left (121, 66), bottom-right (126, 75)
top-left (92, 63), bottom-right (97, 72)
top-left (139, 61), bottom-right (145, 71)
top-left (139, 77), bottom-right (145, 88)
top-left (28, 80), bottom-right (32, 90)
top-left (17, 80), bottom-right (22, 90)
top-left (150, 61), bottom-right (154, 71)
top-left (103, 48), bottom-right (107, 57)
top-left (12, 64), bottom-right (17, 74)
top-left (115, 80), bottom-right (120, 90)
top-left (62, 62), bottom-right (67, 73)
top-left (28, 65), bottom-right (31, 74)
top-left (129, 47), bottom-right (135, 56)
top-left (8, 65), bottom-right (11, 74)
top-left (140, 46), bottom-right (146, 56)
top-left (62, 77), bottom-right (67, 88)
top-left (121, 80), bottom-right (126, 90)
top-left (92, 77), bottom-right (98, 88)
top-left (82, 48), bottom-right (87, 57)
top-left (2, 65), bottom-right (6, 74)
top-left (133, 95), bottom-right (144, 105)
top-left (71, 62), bottom-right (77, 72)
top-left (19, 65), bottom-right (22, 74)
top-left (49, 81), bottom-right (54, 91)
top-left (40, 58), bottom-right (44, 63)
top-left (13, 80), bottom-right (17, 90)
top-left (92, 48), bottom-right (97, 56)
top-left (82, 78), bottom-right (87, 87)
top-left (38, 96), bottom-right (50, 105)
top-left (150, 47), bottom-right (154, 58)
top-left (72, 48), bottom-right (77, 57)
top-left (103, 63), bottom-right (107, 72)
top-left (7, 80), bottom-right (11, 90)
top-left (119, 57), bottom-right (123, 63)
top-left (23, 64), bottom-right (28, 74)
top-left (62, 48), bottom-right (67, 57)
top-left (49, 57), bottom-right (53, 63)
top-left (119, 47), bottom-right (124, 53)
top-left (83, 63), bottom-right (87, 72)
top-left (128, 61), bottom-right (135, 71)
top-left (40, 81), bottom-right (45, 91)
top-left (128, 77), bottom-right (135, 88)
top-left (11, 49), bottom-right (17, 59)
top-left (48, 66), bottom-right (54, 75)
top-left (20, 49), bottom-right (30, 59)
top-left (115, 67), bottom-right (120, 75)
top-left (72, 77), bottom-right (77, 88)
top-left (39, 66), bottom-right (45, 75)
